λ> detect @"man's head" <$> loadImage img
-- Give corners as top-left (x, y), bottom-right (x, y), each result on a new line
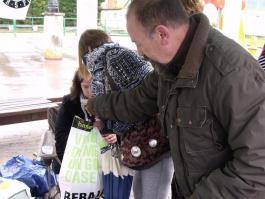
top-left (126, 0), bottom-right (190, 65)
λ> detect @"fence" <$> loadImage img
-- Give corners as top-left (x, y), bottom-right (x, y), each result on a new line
top-left (0, 16), bottom-right (129, 37)
top-left (0, 17), bottom-right (77, 36)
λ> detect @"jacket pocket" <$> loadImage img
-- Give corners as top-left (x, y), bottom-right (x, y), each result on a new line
top-left (176, 106), bottom-right (216, 153)
top-left (176, 106), bottom-right (230, 174)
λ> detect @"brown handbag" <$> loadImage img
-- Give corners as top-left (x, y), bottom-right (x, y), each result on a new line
top-left (103, 68), bottom-right (170, 170)
top-left (120, 115), bottom-right (170, 170)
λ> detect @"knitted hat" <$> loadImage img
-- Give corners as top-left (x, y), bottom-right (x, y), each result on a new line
top-left (83, 42), bottom-right (153, 96)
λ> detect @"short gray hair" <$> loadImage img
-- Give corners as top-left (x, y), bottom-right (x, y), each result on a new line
top-left (127, 0), bottom-right (189, 33)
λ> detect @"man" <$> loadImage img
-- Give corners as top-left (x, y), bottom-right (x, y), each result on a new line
top-left (258, 44), bottom-right (265, 70)
top-left (86, 0), bottom-right (265, 198)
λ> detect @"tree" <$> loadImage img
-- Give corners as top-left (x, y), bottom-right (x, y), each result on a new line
top-left (59, 0), bottom-right (76, 17)
top-left (27, 0), bottom-right (47, 17)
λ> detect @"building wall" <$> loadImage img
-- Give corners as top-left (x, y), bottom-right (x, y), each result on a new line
top-left (244, 0), bottom-right (265, 36)
top-left (108, 0), bottom-right (118, 9)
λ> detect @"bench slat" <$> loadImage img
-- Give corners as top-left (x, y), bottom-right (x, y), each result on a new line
top-left (0, 100), bottom-right (52, 112)
top-left (0, 97), bottom-right (60, 125)
top-left (0, 103), bottom-right (58, 115)
top-left (0, 97), bottom-right (47, 105)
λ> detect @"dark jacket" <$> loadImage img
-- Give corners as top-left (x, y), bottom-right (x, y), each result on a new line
top-left (90, 14), bottom-right (265, 198)
top-left (53, 94), bottom-right (93, 174)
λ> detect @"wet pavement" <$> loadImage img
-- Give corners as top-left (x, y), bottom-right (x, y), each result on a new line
top-left (0, 33), bottom-right (134, 100)
top-left (0, 33), bottom-right (78, 100)
top-left (0, 120), bottom-right (48, 165)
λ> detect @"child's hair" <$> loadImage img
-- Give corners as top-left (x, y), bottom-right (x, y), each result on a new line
top-left (70, 68), bottom-right (92, 100)
top-left (180, 0), bottom-right (204, 15)
top-left (78, 29), bottom-right (111, 77)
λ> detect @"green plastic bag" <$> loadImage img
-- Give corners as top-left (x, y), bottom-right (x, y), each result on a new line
top-left (58, 116), bottom-right (107, 199)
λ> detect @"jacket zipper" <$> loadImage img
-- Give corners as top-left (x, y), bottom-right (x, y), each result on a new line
top-left (177, 126), bottom-right (192, 194)
top-left (169, 89), bottom-right (192, 195)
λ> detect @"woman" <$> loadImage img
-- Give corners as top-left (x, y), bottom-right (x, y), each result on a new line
top-left (78, 29), bottom-right (117, 145)
top-left (81, 29), bottom-right (174, 199)
top-left (53, 69), bottom-right (98, 174)
top-left (53, 30), bottom-right (117, 174)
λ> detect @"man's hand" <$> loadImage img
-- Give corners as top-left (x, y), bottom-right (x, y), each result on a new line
top-left (93, 117), bottom-right (104, 130)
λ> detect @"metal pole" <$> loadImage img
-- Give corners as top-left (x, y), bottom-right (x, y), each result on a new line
top-left (13, 19), bottom-right (16, 37)
top-left (63, 17), bottom-right (65, 36)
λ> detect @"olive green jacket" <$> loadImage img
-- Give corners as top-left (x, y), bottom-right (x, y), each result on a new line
top-left (91, 14), bottom-right (265, 198)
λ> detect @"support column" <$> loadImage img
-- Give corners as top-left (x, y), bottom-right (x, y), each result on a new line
top-left (43, 13), bottom-right (65, 60)
top-left (77, 0), bottom-right (98, 37)
top-left (43, 0), bottom-right (65, 60)
top-left (222, 0), bottom-right (242, 43)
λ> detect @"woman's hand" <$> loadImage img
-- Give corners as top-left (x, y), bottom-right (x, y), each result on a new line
top-left (94, 118), bottom-right (117, 144)
top-left (102, 134), bottom-right (117, 144)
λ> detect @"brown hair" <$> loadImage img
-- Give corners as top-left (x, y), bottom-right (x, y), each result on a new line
top-left (180, 0), bottom-right (204, 15)
top-left (78, 29), bottom-right (111, 78)
top-left (127, 0), bottom-right (189, 33)
top-left (70, 69), bottom-right (92, 100)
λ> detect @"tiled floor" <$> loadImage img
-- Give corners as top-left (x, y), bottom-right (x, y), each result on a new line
top-left (0, 120), bottom-right (49, 165)
top-left (0, 120), bottom-right (136, 198)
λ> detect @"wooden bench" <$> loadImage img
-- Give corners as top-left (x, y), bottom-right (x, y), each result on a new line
top-left (0, 97), bottom-right (62, 125)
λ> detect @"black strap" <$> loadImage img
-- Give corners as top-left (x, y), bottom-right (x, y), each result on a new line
top-left (104, 69), bottom-right (120, 91)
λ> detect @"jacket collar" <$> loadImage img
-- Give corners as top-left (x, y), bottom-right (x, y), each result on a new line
top-left (161, 13), bottom-right (210, 88)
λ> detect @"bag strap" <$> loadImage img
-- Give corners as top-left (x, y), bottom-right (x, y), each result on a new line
top-left (104, 69), bottom-right (120, 91)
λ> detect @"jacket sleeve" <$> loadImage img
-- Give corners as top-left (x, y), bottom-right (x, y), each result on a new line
top-left (54, 97), bottom-right (74, 162)
top-left (91, 71), bottom-right (159, 122)
top-left (191, 66), bottom-right (265, 198)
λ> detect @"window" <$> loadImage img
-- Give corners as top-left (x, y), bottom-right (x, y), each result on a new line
top-left (246, 0), bottom-right (265, 9)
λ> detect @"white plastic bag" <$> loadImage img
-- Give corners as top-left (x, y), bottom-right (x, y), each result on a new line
top-left (0, 177), bottom-right (32, 199)
top-left (58, 116), bottom-right (107, 199)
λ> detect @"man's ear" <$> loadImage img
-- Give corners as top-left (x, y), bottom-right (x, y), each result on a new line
top-left (154, 25), bottom-right (169, 45)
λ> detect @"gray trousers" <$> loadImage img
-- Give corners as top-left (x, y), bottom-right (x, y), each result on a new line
top-left (133, 152), bottom-right (174, 199)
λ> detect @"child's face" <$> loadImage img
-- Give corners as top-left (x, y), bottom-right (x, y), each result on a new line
top-left (81, 78), bottom-right (92, 98)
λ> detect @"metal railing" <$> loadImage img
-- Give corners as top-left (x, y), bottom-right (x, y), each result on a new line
top-left (0, 16), bottom-right (129, 37)
top-left (0, 16), bottom-right (77, 36)
top-left (63, 17), bottom-right (76, 35)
